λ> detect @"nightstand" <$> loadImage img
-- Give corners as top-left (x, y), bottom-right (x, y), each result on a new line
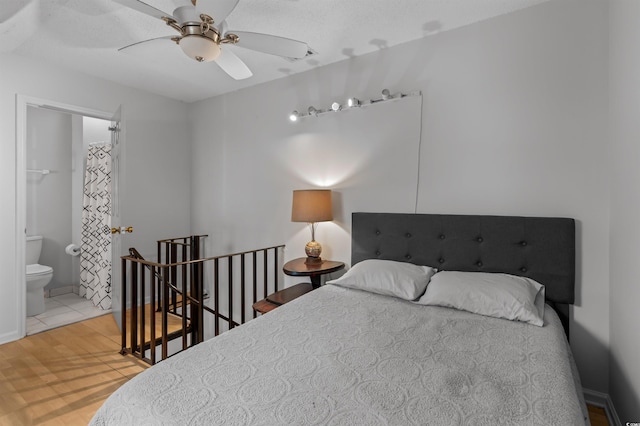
top-left (252, 258), bottom-right (345, 315)
top-left (282, 257), bottom-right (345, 289)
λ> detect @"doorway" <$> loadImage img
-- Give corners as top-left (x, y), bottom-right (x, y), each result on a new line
top-left (16, 95), bottom-right (123, 338)
top-left (25, 109), bottom-right (113, 334)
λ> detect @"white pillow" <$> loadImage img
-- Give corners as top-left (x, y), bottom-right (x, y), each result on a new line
top-left (416, 271), bottom-right (545, 326)
top-left (326, 259), bottom-right (436, 301)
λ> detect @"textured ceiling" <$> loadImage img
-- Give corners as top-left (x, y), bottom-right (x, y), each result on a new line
top-left (0, 0), bottom-right (549, 103)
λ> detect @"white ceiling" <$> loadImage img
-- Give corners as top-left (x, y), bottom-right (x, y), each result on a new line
top-left (0, 0), bottom-right (548, 103)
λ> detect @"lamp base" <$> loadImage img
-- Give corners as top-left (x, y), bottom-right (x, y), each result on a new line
top-left (304, 240), bottom-right (322, 258)
top-left (304, 256), bottom-right (323, 265)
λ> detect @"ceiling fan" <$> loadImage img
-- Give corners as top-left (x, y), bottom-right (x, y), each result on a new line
top-left (113, 0), bottom-right (309, 80)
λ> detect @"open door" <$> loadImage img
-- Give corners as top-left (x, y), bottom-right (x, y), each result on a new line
top-left (110, 106), bottom-right (124, 329)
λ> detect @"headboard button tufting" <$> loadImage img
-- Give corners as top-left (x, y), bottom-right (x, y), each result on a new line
top-left (375, 250), bottom-right (381, 255)
top-left (405, 233), bottom-right (412, 238)
top-left (520, 241), bottom-right (527, 246)
top-left (439, 234), bottom-right (446, 240)
top-left (477, 237), bottom-right (483, 242)
top-left (375, 230), bottom-right (381, 235)
top-left (405, 254), bottom-right (412, 260)
top-left (520, 267), bottom-right (527, 272)
top-left (476, 261), bottom-right (483, 267)
top-left (438, 258), bottom-right (445, 264)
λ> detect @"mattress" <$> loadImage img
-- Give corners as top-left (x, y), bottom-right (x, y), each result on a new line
top-left (91, 285), bottom-right (588, 425)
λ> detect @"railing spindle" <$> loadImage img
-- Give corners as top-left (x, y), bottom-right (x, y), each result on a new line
top-left (214, 258), bottom-right (220, 336)
top-left (130, 260), bottom-right (138, 358)
top-left (263, 249), bottom-right (268, 297)
top-left (120, 257), bottom-right (127, 355)
top-left (120, 240), bottom-right (283, 365)
top-left (150, 265), bottom-right (156, 365)
top-left (241, 254), bottom-right (246, 324)
top-left (252, 251), bottom-right (258, 319)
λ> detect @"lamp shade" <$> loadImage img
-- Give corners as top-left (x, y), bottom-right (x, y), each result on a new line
top-left (291, 190), bottom-right (333, 223)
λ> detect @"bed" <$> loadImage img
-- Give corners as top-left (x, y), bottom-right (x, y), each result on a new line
top-left (91, 213), bottom-right (588, 425)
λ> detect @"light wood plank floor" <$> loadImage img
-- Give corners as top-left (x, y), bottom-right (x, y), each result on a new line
top-left (0, 314), bottom-right (611, 426)
top-left (125, 303), bottom-right (187, 350)
top-left (0, 315), bottom-right (149, 425)
top-left (588, 404), bottom-right (610, 426)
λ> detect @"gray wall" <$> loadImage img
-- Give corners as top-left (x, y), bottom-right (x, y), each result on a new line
top-left (609, 0), bottom-right (640, 420)
top-left (189, 0), bottom-right (610, 394)
top-left (0, 52), bottom-right (191, 343)
top-left (26, 107), bottom-right (73, 290)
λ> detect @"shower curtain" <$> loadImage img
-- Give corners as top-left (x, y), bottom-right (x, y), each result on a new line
top-left (80, 143), bottom-right (112, 309)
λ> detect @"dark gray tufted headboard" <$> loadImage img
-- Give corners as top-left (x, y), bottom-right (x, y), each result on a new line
top-left (351, 213), bottom-right (576, 338)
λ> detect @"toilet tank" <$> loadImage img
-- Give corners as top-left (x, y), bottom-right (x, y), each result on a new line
top-left (26, 235), bottom-right (43, 265)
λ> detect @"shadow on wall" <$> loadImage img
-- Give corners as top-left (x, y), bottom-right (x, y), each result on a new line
top-left (610, 354), bottom-right (640, 422)
top-left (574, 220), bottom-right (583, 307)
top-left (570, 320), bottom-right (609, 394)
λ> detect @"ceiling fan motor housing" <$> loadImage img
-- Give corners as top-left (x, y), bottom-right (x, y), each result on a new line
top-left (179, 23), bottom-right (221, 62)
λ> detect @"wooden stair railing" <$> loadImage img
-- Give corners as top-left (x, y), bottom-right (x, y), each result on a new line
top-left (120, 239), bottom-right (284, 365)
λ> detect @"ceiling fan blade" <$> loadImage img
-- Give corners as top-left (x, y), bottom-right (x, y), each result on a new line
top-left (228, 31), bottom-right (308, 59)
top-left (195, 0), bottom-right (239, 24)
top-left (118, 36), bottom-right (176, 54)
top-left (112, 0), bottom-right (174, 21)
top-left (215, 48), bottom-right (252, 80)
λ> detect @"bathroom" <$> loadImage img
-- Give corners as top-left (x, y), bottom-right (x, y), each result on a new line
top-left (25, 106), bottom-right (112, 335)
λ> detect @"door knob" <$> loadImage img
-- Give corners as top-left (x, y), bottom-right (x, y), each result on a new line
top-left (111, 226), bottom-right (134, 234)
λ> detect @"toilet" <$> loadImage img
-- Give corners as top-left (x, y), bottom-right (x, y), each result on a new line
top-left (26, 235), bottom-right (53, 316)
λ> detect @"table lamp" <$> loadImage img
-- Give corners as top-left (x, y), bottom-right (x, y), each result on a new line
top-left (291, 189), bottom-right (333, 263)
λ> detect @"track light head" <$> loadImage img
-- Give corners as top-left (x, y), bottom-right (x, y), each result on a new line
top-left (381, 89), bottom-right (391, 100)
top-left (347, 97), bottom-right (361, 107)
top-left (289, 111), bottom-right (299, 122)
top-left (331, 102), bottom-right (341, 112)
top-left (308, 106), bottom-right (318, 116)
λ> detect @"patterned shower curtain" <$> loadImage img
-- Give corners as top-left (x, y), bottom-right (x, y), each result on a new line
top-left (80, 143), bottom-right (112, 309)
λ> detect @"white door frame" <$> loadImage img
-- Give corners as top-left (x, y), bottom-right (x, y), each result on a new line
top-left (15, 94), bottom-right (115, 338)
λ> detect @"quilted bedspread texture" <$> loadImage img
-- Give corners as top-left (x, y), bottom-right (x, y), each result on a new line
top-left (91, 285), bottom-right (587, 425)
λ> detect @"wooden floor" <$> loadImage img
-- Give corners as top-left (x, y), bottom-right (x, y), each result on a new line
top-left (126, 303), bottom-right (187, 349)
top-left (0, 314), bottom-right (611, 426)
top-left (588, 404), bottom-right (610, 426)
top-left (0, 315), bottom-right (149, 425)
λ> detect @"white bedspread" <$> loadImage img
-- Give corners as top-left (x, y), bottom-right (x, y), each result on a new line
top-left (91, 285), bottom-right (588, 425)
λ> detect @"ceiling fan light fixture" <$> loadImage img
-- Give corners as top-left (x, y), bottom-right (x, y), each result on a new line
top-left (179, 35), bottom-right (221, 62)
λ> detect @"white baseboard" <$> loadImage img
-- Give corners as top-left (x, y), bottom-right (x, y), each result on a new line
top-left (0, 330), bottom-right (21, 345)
top-left (583, 388), bottom-right (622, 426)
top-left (46, 285), bottom-right (75, 298)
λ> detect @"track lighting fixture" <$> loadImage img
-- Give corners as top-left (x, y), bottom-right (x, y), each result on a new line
top-left (288, 89), bottom-right (420, 121)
